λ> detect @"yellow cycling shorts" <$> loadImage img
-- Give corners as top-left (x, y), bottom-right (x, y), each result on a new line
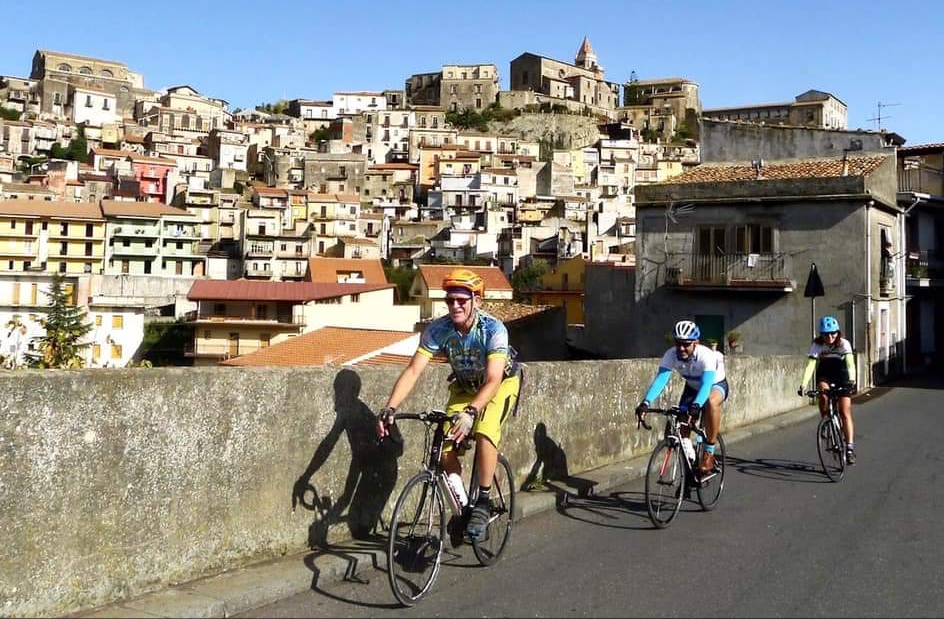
top-left (442, 373), bottom-right (521, 454)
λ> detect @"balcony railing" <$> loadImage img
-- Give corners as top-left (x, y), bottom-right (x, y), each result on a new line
top-left (906, 250), bottom-right (944, 281)
top-left (899, 166), bottom-right (944, 195)
top-left (664, 252), bottom-right (794, 289)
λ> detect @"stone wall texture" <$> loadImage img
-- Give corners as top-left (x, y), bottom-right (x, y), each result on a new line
top-left (1, 355), bottom-right (812, 616)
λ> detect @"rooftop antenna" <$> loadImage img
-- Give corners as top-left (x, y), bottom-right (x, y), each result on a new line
top-left (866, 101), bottom-right (901, 131)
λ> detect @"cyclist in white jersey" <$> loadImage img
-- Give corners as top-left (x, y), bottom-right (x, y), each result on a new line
top-left (798, 315), bottom-right (858, 464)
top-left (635, 320), bottom-right (729, 475)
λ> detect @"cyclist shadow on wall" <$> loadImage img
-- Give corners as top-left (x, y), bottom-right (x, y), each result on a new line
top-left (292, 368), bottom-right (404, 549)
top-left (521, 422), bottom-right (596, 504)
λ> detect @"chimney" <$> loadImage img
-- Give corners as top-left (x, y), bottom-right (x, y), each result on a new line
top-left (841, 152), bottom-right (849, 177)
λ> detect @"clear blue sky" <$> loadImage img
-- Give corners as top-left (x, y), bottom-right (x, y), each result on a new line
top-left (5, 0), bottom-right (943, 146)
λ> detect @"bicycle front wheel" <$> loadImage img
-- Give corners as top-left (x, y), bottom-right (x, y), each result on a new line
top-left (645, 440), bottom-right (684, 528)
top-left (816, 414), bottom-right (846, 482)
top-left (696, 434), bottom-right (725, 510)
top-left (387, 472), bottom-right (446, 606)
top-left (471, 454), bottom-right (515, 566)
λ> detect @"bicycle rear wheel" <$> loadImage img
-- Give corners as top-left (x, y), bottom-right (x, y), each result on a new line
top-left (645, 440), bottom-right (684, 528)
top-left (471, 454), bottom-right (515, 566)
top-left (387, 472), bottom-right (446, 606)
top-left (816, 414), bottom-right (846, 482)
top-left (696, 434), bottom-right (725, 510)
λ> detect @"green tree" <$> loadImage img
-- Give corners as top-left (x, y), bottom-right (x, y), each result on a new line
top-left (50, 143), bottom-right (69, 159)
top-left (310, 126), bottom-right (331, 142)
top-left (384, 266), bottom-right (417, 303)
top-left (66, 125), bottom-right (89, 161)
top-left (511, 259), bottom-right (549, 301)
top-left (256, 99), bottom-right (290, 115)
top-left (29, 273), bottom-right (93, 368)
top-left (0, 107), bottom-right (22, 121)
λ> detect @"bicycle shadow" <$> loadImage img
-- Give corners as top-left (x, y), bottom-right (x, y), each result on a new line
top-left (553, 489), bottom-right (656, 530)
top-left (300, 538), bottom-right (399, 610)
top-left (725, 454), bottom-right (829, 484)
top-left (291, 368), bottom-right (404, 603)
top-left (520, 422), bottom-right (597, 502)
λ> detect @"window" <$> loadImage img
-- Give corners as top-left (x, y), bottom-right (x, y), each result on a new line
top-left (698, 226), bottom-right (727, 256)
top-left (110, 344), bottom-right (122, 359)
top-left (143, 261), bottom-right (151, 274)
top-left (85, 95), bottom-right (93, 107)
top-left (57, 63), bottom-right (72, 72)
top-left (103, 100), bottom-right (110, 111)
top-left (58, 262), bottom-right (66, 273)
top-left (92, 345), bottom-right (100, 360)
top-left (734, 224), bottom-right (773, 253)
top-left (476, 98), bottom-right (482, 109)
top-left (60, 241), bottom-right (68, 255)
top-left (204, 330), bottom-right (211, 340)
top-left (260, 333), bottom-right (271, 348)
top-left (214, 303), bottom-right (226, 315)
top-left (54, 92), bottom-right (62, 105)
top-left (101, 69), bottom-right (114, 78)
top-left (60, 223), bottom-right (68, 235)
top-left (85, 242), bottom-right (92, 256)
top-left (112, 315), bottom-right (123, 329)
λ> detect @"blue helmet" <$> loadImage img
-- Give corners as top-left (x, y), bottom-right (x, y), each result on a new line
top-left (674, 320), bottom-right (700, 341)
top-left (819, 315), bottom-right (840, 334)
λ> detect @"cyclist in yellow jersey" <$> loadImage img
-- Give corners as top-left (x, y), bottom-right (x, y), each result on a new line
top-left (376, 268), bottom-right (521, 542)
top-left (798, 315), bottom-right (858, 464)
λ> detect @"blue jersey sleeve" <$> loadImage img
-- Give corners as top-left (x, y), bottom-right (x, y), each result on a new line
top-left (643, 367), bottom-right (673, 403)
top-left (693, 369), bottom-right (716, 406)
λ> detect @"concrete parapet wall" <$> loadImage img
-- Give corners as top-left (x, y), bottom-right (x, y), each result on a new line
top-left (1, 355), bottom-right (808, 617)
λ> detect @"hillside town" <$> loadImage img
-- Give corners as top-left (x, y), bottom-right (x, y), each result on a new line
top-left (0, 40), bottom-right (941, 388)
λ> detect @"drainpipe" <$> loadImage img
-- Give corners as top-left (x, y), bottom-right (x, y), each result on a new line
top-left (864, 199), bottom-right (874, 388)
top-left (900, 192), bottom-right (928, 374)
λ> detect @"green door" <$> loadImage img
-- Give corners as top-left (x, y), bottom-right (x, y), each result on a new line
top-left (695, 314), bottom-right (725, 352)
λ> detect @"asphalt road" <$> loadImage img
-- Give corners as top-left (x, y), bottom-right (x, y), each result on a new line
top-left (236, 373), bottom-right (944, 618)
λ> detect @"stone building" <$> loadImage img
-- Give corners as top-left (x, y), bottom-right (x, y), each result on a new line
top-left (702, 89), bottom-right (848, 131)
top-left (30, 49), bottom-right (148, 120)
top-left (405, 64), bottom-right (500, 111)
top-left (508, 37), bottom-right (620, 112)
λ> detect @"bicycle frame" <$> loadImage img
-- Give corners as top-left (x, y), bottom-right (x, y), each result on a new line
top-left (386, 409), bottom-right (515, 606)
top-left (641, 405), bottom-right (726, 528)
top-left (643, 407), bottom-right (707, 482)
top-left (804, 384), bottom-right (851, 481)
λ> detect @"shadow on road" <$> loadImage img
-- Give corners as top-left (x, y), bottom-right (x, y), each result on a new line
top-left (725, 454), bottom-right (830, 484)
top-left (300, 536), bottom-right (400, 610)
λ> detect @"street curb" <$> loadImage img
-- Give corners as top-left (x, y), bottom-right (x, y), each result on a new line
top-left (76, 403), bottom-right (824, 618)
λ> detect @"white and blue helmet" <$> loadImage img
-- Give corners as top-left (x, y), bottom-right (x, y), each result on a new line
top-left (674, 320), bottom-right (701, 341)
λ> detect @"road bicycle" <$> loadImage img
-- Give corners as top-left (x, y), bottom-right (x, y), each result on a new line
top-left (385, 409), bottom-right (515, 606)
top-left (638, 406), bottom-right (726, 529)
top-left (803, 383), bottom-right (854, 482)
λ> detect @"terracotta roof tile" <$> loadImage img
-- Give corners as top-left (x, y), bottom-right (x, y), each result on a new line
top-left (307, 257), bottom-right (388, 284)
top-left (480, 301), bottom-right (555, 322)
top-left (417, 264), bottom-right (512, 292)
top-left (187, 279), bottom-right (393, 302)
top-left (100, 200), bottom-right (193, 218)
top-left (665, 155), bottom-right (887, 185)
top-left (221, 327), bottom-right (417, 367)
top-left (353, 352), bottom-right (448, 368)
top-left (0, 199), bottom-right (103, 220)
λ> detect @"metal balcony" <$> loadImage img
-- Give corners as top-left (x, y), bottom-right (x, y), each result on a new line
top-left (664, 252), bottom-right (795, 291)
